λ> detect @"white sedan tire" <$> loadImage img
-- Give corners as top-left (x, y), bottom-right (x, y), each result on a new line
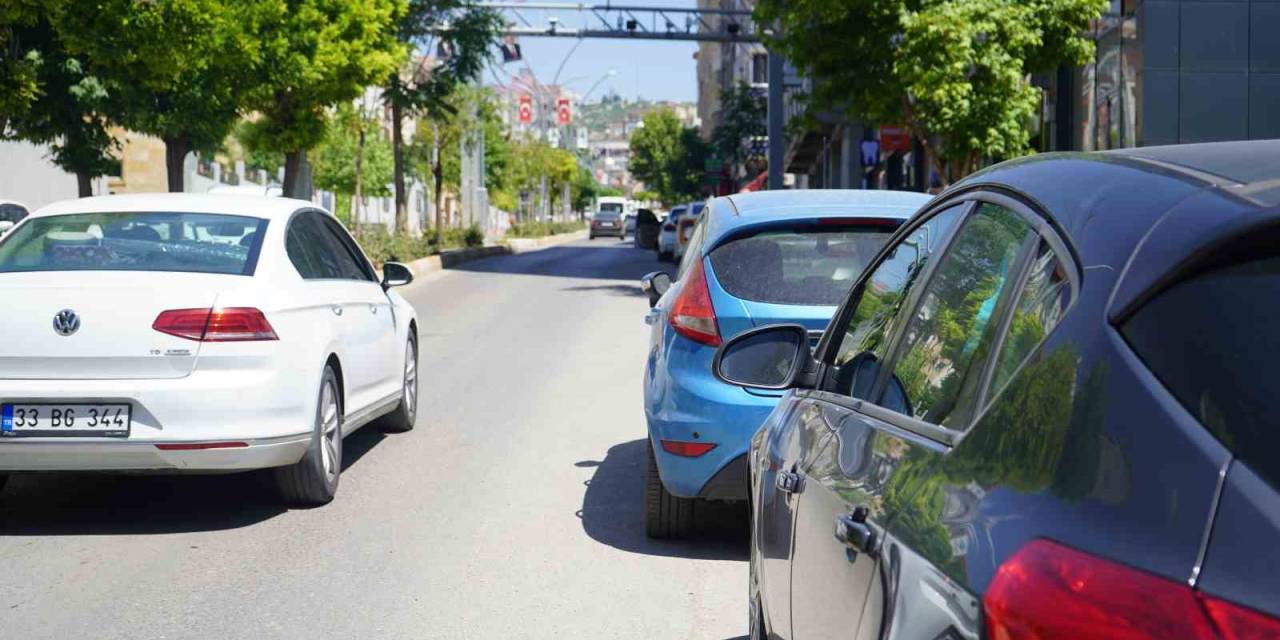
top-left (274, 366), bottom-right (342, 506)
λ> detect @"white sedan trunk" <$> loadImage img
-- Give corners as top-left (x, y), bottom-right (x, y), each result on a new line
top-left (0, 272), bottom-right (234, 380)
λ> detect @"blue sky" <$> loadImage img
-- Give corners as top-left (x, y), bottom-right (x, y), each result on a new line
top-left (483, 1), bottom-right (700, 104)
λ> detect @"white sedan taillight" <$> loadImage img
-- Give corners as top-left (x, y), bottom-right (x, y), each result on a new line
top-left (153, 308), bottom-right (278, 342)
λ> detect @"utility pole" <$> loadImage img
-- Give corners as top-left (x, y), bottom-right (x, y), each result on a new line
top-left (767, 51), bottom-right (785, 191)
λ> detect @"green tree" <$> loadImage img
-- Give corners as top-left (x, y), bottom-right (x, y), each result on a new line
top-left (410, 85), bottom-right (509, 229)
top-left (756, 0), bottom-right (1106, 183)
top-left (312, 104), bottom-right (394, 231)
top-left (0, 1), bottom-right (46, 131)
top-left (242, 0), bottom-right (404, 198)
top-left (385, 0), bottom-right (499, 233)
top-left (711, 82), bottom-right (766, 189)
top-left (55, 0), bottom-right (259, 191)
top-left (629, 108), bottom-right (707, 206)
top-left (1, 8), bottom-right (120, 196)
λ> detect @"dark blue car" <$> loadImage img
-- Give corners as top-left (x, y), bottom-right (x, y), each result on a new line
top-left (640, 189), bottom-right (931, 538)
top-left (715, 140), bottom-right (1280, 639)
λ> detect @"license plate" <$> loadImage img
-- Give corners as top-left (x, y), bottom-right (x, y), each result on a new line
top-left (1, 403), bottom-right (131, 437)
top-left (600, 222), bottom-right (615, 227)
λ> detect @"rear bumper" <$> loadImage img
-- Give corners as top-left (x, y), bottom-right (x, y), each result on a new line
top-left (0, 365), bottom-right (314, 472)
top-left (0, 433), bottom-right (310, 472)
top-left (697, 453), bottom-right (748, 500)
top-left (645, 352), bottom-right (778, 499)
top-left (591, 226), bottom-right (625, 236)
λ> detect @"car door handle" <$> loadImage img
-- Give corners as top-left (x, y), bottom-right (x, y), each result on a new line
top-left (834, 507), bottom-right (878, 555)
top-left (775, 469), bottom-right (802, 494)
top-left (644, 309), bottom-right (660, 325)
top-left (331, 305), bottom-right (343, 316)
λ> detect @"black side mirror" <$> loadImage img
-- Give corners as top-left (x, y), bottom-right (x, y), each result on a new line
top-left (640, 271), bottom-right (673, 308)
top-left (713, 324), bottom-right (816, 390)
top-left (382, 262), bottom-right (414, 290)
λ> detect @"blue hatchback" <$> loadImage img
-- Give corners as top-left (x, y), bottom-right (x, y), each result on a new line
top-left (639, 189), bottom-right (932, 538)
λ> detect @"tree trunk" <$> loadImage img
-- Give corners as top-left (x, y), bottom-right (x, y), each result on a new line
top-left (392, 100), bottom-right (408, 235)
top-left (76, 172), bottom-right (93, 197)
top-left (433, 161), bottom-right (444, 239)
top-left (162, 137), bottom-right (189, 193)
top-left (283, 151), bottom-right (304, 199)
top-left (354, 126), bottom-right (366, 238)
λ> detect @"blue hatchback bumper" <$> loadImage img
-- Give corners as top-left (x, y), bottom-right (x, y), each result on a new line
top-left (645, 350), bottom-right (779, 500)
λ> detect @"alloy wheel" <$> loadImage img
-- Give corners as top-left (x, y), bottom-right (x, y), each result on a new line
top-left (318, 380), bottom-right (341, 483)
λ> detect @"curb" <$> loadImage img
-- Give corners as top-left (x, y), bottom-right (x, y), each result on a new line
top-left (393, 229), bottom-right (587, 279)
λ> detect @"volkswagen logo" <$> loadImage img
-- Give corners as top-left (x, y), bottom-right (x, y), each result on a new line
top-left (52, 309), bottom-right (80, 337)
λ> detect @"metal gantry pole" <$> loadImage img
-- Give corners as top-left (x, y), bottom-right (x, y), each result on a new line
top-left (767, 51), bottom-right (785, 191)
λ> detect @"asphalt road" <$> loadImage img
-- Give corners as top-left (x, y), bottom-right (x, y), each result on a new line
top-left (0, 238), bottom-right (748, 640)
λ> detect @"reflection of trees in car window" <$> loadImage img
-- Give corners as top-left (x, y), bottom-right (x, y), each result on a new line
top-left (989, 241), bottom-right (1070, 398)
top-left (889, 204), bottom-right (1030, 428)
top-left (833, 205), bottom-right (964, 397)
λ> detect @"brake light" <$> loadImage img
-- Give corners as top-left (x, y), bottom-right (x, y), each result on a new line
top-left (985, 539), bottom-right (1280, 640)
top-left (660, 440), bottom-right (716, 457)
top-left (1199, 594), bottom-right (1280, 640)
top-left (153, 308), bottom-right (278, 342)
top-left (669, 259), bottom-right (720, 346)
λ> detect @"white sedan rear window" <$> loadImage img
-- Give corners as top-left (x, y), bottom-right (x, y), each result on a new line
top-left (0, 212), bottom-right (268, 275)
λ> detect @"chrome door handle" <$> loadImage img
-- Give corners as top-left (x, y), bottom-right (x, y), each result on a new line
top-left (775, 470), bottom-right (802, 494)
top-left (331, 305), bottom-right (343, 316)
top-left (834, 506), bottom-right (878, 555)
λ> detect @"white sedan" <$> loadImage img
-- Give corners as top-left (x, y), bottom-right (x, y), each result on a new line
top-left (0, 194), bottom-right (419, 505)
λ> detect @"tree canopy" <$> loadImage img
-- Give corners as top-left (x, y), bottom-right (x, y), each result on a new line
top-left (242, 0), bottom-right (404, 197)
top-left (629, 108), bottom-right (708, 206)
top-left (54, 0), bottom-right (261, 190)
top-left (756, 0), bottom-right (1107, 181)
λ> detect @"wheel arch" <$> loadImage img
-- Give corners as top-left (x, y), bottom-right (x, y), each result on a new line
top-left (325, 353), bottom-right (345, 412)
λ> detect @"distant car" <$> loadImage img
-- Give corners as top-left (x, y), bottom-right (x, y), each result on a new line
top-left (0, 193), bottom-right (420, 506)
top-left (590, 211), bottom-right (625, 239)
top-left (0, 200), bottom-right (30, 236)
top-left (633, 209), bottom-right (661, 249)
top-left (638, 189), bottom-right (931, 538)
top-left (724, 141), bottom-right (1280, 640)
top-left (657, 205), bottom-right (687, 261)
top-left (672, 208), bottom-right (699, 264)
top-left (624, 213), bottom-right (637, 239)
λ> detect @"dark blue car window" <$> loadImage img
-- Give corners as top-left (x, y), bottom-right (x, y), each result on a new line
top-left (884, 203), bottom-right (1031, 429)
top-left (831, 204), bottom-right (965, 399)
top-left (1122, 252), bottom-right (1280, 492)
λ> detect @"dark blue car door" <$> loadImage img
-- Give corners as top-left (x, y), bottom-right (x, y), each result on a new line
top-left (778, 203), bottom-right (967, 639)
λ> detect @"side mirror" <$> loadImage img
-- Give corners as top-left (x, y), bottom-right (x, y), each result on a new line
top-left (713, 324), bottom-right (816, 390)
top-left (0, 221), bottom-right (13, 235)
top-left (640, 271), bottom-right (673, 308)
top-left (381, 262), bottom-right (414, 290)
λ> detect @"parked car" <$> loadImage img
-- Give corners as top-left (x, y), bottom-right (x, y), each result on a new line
top-left (716, 140), bottom-right (1280, 640)
top-left (657, 204), bottom-right (686, 261)
top-left (672, 204), bottom-right (702, 264)
top-left (590, 210), bottom-right (625, 239)
top-left (638, 189), bottom-right (931, 538)
top-left (624, 213), bottom-right (637, 239)
top-left (0, 194), bottom-right (420, 506)
top-left (634, 208), bottom-right (661, 249)
top-left (0, 200), bottom-right (30, 236)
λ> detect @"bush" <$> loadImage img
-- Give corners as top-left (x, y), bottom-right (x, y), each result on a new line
top-left (508, 221), bottom-right (586, 238)
top-left (355, 226), bottom-right (435, 266)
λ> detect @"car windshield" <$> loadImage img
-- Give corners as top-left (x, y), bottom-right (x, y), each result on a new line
top-left (595, 212), bottom-right (621, 220)
top-left (0, 211), bottom-right (267, 276)
top-left (710, 225), bottom-right (898, 305)
top-left (599, 203), bottom-right (624, 214)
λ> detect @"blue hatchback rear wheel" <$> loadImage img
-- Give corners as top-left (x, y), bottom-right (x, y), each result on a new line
top-left (645, 441), bottom-right (695, 538)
